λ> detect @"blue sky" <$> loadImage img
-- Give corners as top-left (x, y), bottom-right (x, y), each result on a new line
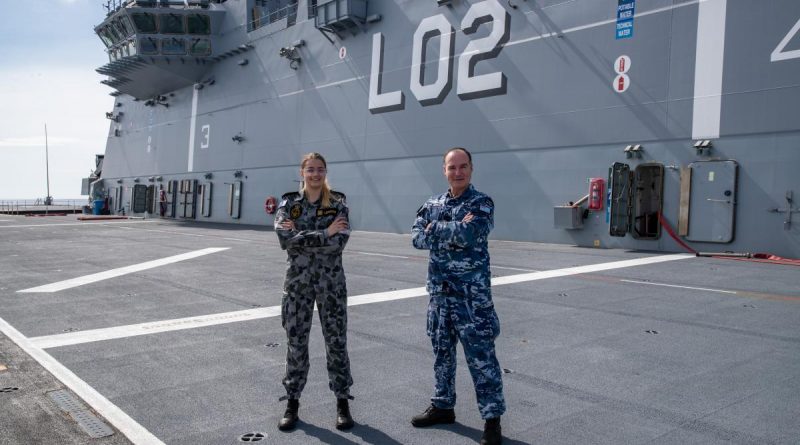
top-left (0, 0), bottom-right (111, 200)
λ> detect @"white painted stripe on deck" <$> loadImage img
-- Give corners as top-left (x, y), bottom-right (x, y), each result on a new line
top-left (17, 247), bottom-right (229, 293)
top-left (620, 279), bottom-right (737, 294)
top-left (493, 265), bottom-right (538, 272)
top-left (491, 254), bottom-right (694, 286)
top-left (353, 251), bottom-right (409, 259)
top-left (0, 317), bottom-right (165, 445)
top-left (30, 254), bottom-right (693, 349)
top-left (692, 0), bottom-right (727, 139)
top-left (31, 307), bottom-right (282, 349)
top-left (0, 221), bottom-right (156, 229)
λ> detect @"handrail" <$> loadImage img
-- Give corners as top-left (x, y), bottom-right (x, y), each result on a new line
top-left (250, 2), bottom-right (299, 32)
top-left (0, 199), bottom-right (86, 215)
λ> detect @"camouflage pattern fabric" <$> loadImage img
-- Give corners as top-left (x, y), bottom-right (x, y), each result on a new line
top-left (412, 184), bottom-right (506, 419)
top-left (275, 191), bottom-right (352, 399)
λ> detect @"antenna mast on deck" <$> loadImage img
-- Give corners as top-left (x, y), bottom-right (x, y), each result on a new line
top-left (44, 123), bottom-right (52, 206)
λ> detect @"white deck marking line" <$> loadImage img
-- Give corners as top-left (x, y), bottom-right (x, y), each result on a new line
top-left (0, 317), bottom-right (165, 445)
top-left (353, 251), bottom-right (409, 259)
top-left (17, 247), bottom-right (229, 293)
top-left (113, 226), bottom-right (206, 237)
top-left (29, 254), bottom-right (693, 349)
top-left (30, 307), bottom-right (282, 349)
top-left (491, 254), bottom-right (694, 286)
top-left (0, 220), bottom-right (157, 229)
top-left (619, 279), bottom-right (737, 294)
top-left (493, 266), bottom-right (538, 272)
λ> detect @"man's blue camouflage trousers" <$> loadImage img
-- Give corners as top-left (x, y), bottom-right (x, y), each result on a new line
top-left (426, 293), bottom-right (506, 419)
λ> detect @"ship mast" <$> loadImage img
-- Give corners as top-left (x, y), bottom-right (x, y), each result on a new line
top-left (44, 123), bottom-right (51, 206)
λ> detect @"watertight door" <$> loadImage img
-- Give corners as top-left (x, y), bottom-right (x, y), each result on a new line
top-left (167, 180), bottom-right (178, 218)
top-left (686, 160), bottom-right (738, 243)
top-left (609, 162), bottom-right (631, 237)
top-left (200, 182), bottom-right (212, 217)
top-left (132, 184), bottom-right (147, 213)
top-left (228, 181), bottom-right (242, 219)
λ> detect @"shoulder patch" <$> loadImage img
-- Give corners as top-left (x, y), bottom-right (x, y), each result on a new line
top-left (289, 204), bottom-right (303, 219)
top-left (282, 191), bottom-right (301, 200)
top-left (330, 190), bottom-right (346, 201)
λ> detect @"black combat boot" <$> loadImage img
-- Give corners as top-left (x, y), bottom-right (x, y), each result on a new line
top-left (410, 404), bottom-right (456, 427)
top-left (277, 399), bottom-right (299, 431)
top-left (335, 398), bottom-right (354, 430)
top-left (480, 417), bottom-right (502, 445)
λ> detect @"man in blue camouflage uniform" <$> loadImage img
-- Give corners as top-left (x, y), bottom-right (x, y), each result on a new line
top-left (411, 147), bottom-right (505, 445)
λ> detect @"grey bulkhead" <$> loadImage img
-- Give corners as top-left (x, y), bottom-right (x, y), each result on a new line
top-left (98, 0), bottom-right (800, 257)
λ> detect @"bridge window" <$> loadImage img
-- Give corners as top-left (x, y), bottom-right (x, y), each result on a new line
top-left (162, 37), bottom-right (186, 55)
top-left (131, 13), bottom-right (158, 33)
top-left (138, 37), bottom-right (159, 55)
top-left (114, 16), bottom-right (135, 38)
top-left (97, 28), bottom-right (114, 47)
top-left (105, 24), bottom-right (122, 43)
top-left (187, 14), bottom-right (210, 35)
top-left (160, 13), bottom-right (185, 34)
top-left (189, 38), bottom-right (211, 56)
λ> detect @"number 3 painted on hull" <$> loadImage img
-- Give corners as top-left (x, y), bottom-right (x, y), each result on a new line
top-left (369, 0), bottom-right (511, 114)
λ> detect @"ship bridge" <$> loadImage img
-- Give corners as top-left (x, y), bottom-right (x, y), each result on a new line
top-left (94, 0), bottom-right (235, 99)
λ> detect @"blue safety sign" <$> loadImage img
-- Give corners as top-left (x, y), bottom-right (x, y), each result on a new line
top-left (616, 0), bottom-right (635, 39)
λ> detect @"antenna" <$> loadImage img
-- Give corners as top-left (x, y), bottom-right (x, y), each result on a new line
top-left (44, 124), bottom-right (52, 207)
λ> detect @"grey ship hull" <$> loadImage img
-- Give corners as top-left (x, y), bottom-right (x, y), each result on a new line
top-left (95, 0), bottom-right (800, 258)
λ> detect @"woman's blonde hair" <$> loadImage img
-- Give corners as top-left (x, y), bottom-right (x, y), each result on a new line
top-left (300, 152), bottom-right (332, 207)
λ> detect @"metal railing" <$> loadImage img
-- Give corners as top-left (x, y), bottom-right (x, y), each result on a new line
top-left (0, 199), bottom-right (86, 215)
top-left (250, 2), bottom-right (298, 31)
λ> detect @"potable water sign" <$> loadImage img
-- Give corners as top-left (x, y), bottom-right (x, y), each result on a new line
top-left (616, 0), bottom-right (635, 39)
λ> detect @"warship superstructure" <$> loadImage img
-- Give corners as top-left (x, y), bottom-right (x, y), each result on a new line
top-left (89, 0), bottom-right (800, 257)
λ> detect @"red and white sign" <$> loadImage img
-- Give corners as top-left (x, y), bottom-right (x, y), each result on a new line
top-left (339, 46), bottom-right (347, 60)
top-left (613, 74), bottom-right (630, 93)
top-left (614, 55), bottom-right (631, 74)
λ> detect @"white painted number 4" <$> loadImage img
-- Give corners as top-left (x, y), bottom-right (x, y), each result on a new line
top-left (771, 18), bottom-right (800, 62)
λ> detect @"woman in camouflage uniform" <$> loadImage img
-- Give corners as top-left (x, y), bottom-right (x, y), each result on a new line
top-left (274, 152), bottom-right (354, 432)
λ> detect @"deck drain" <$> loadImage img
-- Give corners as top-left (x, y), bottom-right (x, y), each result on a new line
top-left (48, 389), bottom-right (86, 413)
top-left (70, 409), bottom-right (114, 438)
top-left (239, 432), bottom-right (266, 442)
top-left (265, 343), bottom-right (280, 348)
top-left (48, 390), bottom-right (113, 438)
top-left (0, 387), bottom-right (19, 393)
top-left (63, 327), bottom-right (79, 333)
top-left (743, 304), bottom-right (756, 308)
top-left (645, 330), bottom-right (659, 334)
top-left (502, 368), bottom-right (514, 374)
top-left (558, 292), bottom-right (568, 297)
